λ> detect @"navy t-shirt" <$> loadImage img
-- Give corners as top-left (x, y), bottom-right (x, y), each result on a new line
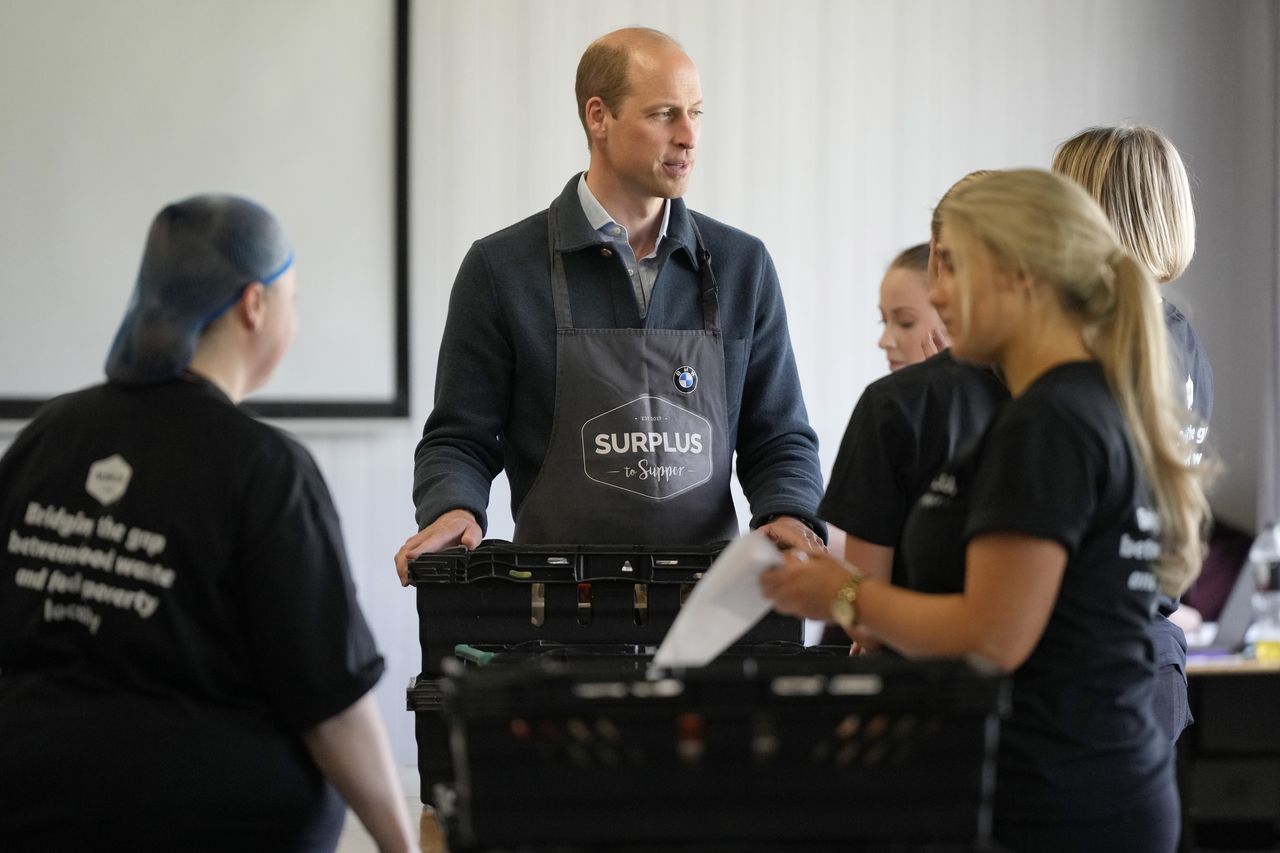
top-left (901, 362), bottom-right (1172, 822)
top-left (1164, 298), bottom-right (1213, 433)
top-left (0, 376), bottom-right (384, 850)
top-left (819, 350), bottom-right (1007, 585)
top-left (1152, 299), bottom-right (1213, 684)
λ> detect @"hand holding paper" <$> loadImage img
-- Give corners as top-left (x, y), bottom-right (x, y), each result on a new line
top-left (652, 533), bottom-right (784, 668)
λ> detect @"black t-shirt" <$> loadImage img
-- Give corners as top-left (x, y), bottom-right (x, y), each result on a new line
top-left (819, 350), bottom-right (1008, 585)
top-left (0, 376), bottom-right (384, 850)
top-left (902, 362), bottom-right (1171, 822)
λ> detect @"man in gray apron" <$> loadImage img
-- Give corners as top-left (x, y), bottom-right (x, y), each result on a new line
top-left (396, 27), bottom-right (825, 580)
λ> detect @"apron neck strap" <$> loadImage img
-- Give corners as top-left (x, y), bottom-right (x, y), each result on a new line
top-left (687, 215), bottom-right (720, 334)
top-left (547, 212), bottom-right (574, 329)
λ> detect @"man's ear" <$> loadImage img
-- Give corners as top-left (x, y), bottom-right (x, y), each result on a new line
top-left (584, 96), bottom-right (610, 140)
top-left (234, 282), bottom-right (268, 330)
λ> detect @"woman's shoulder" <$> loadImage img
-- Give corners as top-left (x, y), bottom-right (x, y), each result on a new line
top-left (1000, 362), bottom-right (1127, 455)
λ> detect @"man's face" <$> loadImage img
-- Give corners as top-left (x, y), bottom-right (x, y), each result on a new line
top-left (593, 45), bottom-right (702, 202)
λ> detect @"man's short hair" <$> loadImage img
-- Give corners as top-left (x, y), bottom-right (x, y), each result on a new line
top-left (574, 28), bottom-right (680, 145)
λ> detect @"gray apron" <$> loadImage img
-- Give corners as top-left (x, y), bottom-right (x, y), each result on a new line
top-left (513, 212), bottom-right (739, 545)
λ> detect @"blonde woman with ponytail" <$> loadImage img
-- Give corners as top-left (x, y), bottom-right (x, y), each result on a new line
top-left (763, 169), bottom-right (1207, 852)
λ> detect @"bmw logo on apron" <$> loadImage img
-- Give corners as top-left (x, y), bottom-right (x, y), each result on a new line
top-left (673, 366), bottom-right (698, 394)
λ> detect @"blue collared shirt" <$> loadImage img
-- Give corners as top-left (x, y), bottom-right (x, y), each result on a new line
top-left (576, 174), bottom-right (670, 319)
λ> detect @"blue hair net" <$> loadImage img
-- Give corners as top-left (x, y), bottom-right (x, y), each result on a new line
top-left (105, 194), bottom-right (293, 384)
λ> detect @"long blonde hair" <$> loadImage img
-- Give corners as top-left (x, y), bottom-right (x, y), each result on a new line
top-left (1052, 126), bottom-right (1195, 284)
top-left (940, 169), bottom-right (1208, 595)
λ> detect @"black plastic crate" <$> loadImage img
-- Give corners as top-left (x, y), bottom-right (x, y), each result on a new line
top-left (410, 540), bottom-right (804, 675)
top-left (409, 640), bottom-right (819, 804)
top-left (406, 674), bottom-right (450, 802)
top-left (436, 652), bottom-right (1008, 850)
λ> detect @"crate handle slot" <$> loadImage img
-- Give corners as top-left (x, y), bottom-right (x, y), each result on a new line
top-left (530, 583), bottom-right (546, 627)
top-left (633, 583), bottom-right (648, 626)
top-left (577, 582), bottom-right (592, 625)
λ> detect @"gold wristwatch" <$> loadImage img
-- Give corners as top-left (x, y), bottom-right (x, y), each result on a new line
top-left (830, 572), bottom-right (865, 629)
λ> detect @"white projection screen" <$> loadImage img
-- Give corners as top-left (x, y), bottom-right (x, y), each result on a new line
top-left (0, 0), bottom-right (409, 418)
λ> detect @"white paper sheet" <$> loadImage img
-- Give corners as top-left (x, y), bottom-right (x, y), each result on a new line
top-left (652, 533), bottom-right (784, 668)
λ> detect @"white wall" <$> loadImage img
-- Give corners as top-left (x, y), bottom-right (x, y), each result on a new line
top-left (2, 0), bottom-right (1277, 770)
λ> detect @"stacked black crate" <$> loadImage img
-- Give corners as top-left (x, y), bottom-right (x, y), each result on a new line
top-left (406, 540), bottom-right (805, 803)
top-left (439, 651), bottom-right (1009, 852)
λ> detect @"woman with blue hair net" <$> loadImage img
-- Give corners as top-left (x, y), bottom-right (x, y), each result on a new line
top-left (0, 196), bottom-right (414, 852)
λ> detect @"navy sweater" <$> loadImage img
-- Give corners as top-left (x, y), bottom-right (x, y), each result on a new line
top-left (413, 175), bottom-right (825, 537)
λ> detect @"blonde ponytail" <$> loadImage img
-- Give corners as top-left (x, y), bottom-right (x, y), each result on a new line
top-left (1095, 251), bottom-right (1209, 595)
top-left (939, 169), bottom-right (1209, 596)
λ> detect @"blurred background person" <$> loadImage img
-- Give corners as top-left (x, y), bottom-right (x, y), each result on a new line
top-left (1054, 124), bottom-right (1211, 741)
top-left (823, 173), bottom-right (1004, 592)
top-left (876, 242), bottom-right (949, 372)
